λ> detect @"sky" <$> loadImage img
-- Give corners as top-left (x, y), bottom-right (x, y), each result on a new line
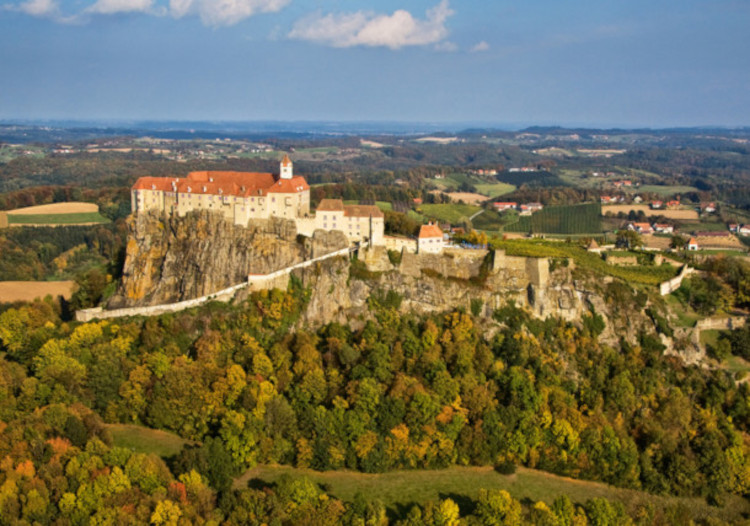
top-left (1, 0), bottom-right (749, 128)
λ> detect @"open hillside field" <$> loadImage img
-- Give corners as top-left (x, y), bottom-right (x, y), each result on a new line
top-left (444, 192), bottom-right (488, 205)
top-left (637, 184), bottom-right (700, 196)
top-left (5, 202), bottom-right (109, 226)
top-left (235, 465), bottom-right (748, 522)
top-left (419, 203), bottom-right (481, 223)
top-left (6, 202), bottom-right (98, 214)
top-left (427, 174), bottom-right (515, 198)
top-left (472, 182), bottom-right (515, 197)
top-left (0, 281), bottom-right (76, 302)
top-left (105, 424), bottom-right (191, 458)
top-left (8, 212), bottom-right (110, 226)
top-left (602, 204), bottom-right (699, 220)
top-left (504, 203), bottom-right (602, 234)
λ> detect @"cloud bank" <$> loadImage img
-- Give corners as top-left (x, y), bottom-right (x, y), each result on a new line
top-left (288, 0), bottom-right (454, 50)
top-left (7, 0), bottom-right (289, 25)
top-left (169, 0), bottom-right (290, 27)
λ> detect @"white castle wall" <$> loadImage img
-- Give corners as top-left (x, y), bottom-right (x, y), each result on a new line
top-left (659, 264), bottom-right (694, 296)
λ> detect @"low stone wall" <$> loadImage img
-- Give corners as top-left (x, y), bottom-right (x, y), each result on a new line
top-left (659, 265), bottom-right (694, 296)
top-left (76, 246), bottom-right (352, 322)
top-left (384, 236), bottom-right (417, 254)
top-left (695, 316), bottom-right (746, 331)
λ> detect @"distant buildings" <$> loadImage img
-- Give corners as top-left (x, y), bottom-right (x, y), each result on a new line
top-left (492, 201), bottom-right (517, 211)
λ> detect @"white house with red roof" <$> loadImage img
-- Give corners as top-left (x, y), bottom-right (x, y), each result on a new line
top-left (314, 199), bottom-right (385, 246)
top-left (493, 201), bottom-right (517, 211)
top-left (418, 223), bottom-right (445, 254)
top-left (628, 222), bottom-right (653, 235)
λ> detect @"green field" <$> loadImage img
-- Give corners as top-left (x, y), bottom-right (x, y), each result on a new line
top-left (7, 212), bottom-right (110, 225)
top-left (504, 203), bottom-right (602, 235)
top-left (428, 174), bottom-right (515, 198)
top-left (636, 185), bottom-right (700, 196)
top-left (473, 181), bottom-right (516, 197)
top-left (106, 424), bottom-right (191, 457)
top-left (234, 465), bottom-right (747, 522)
top-left (418, 203), bottom-right (482, 223)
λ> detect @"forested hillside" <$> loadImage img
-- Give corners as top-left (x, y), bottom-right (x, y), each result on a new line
top-left (1, 272), bottom-right (750, 523)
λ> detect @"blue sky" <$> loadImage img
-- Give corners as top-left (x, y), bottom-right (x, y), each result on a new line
top-left (1, 0), bottom-right (749, 127)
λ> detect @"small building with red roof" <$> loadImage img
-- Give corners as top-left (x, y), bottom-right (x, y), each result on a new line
top-left (418, 222), bottom-right (445, 254)
top-left (687, 237), bottom-right (699, 251)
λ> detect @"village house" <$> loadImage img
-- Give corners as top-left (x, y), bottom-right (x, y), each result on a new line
top-left (493, 201), bottom-right (517, 211)
top-left (700, 202), bottom-right (717, 213)
top-left (687, 237), bottom-right (699, 251)
top-left (651, 201), bottom-right (664, 209)
top-left (729, 223), bottom-right (739, 233)
top-left (628, 222), bottom-right (654, 235)
top-left (652, 223), bottom-right (674, 234)
top-left (519, 202), bottom-right (544, 216)
top-left (418, 223), bottom-right (445, 254)
top-left (739, 225), bottom-right (750, 236)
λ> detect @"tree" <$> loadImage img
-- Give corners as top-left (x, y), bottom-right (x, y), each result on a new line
top-left (615, 230), bottom-right (642, 250)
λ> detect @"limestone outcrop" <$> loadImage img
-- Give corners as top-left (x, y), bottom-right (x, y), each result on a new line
top-left (109, 210), bottom-right (347, 307)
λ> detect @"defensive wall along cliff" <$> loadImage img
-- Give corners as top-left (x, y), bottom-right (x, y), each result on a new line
top-left (659, 264), bottom-right (694, 296)
top-left (75, 246), bottom-right (352, 322)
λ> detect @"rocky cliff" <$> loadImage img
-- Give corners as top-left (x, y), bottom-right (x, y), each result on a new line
top-left (288, 246), bottom-right (643, 348)
top-left (109, 210), bottom-right (347, 308)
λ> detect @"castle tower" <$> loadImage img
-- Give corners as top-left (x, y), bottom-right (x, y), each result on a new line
top-left (280, 154), bottom-right (293, 180)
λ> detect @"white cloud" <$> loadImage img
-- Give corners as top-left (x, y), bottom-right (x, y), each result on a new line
top-left (9, 0), bottom-right (59, 17)
top-left (85, 0), bottom-right (154, 15)
top-left (470, 40), bottom-right (489, 53)
top-left (288, 0), bottom-right (454, 50)
top-left (169, 0), bottom-right (290, 27)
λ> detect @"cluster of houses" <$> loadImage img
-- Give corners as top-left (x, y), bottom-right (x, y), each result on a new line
top-left (492, 201), bottom-right (544, 215)
top-left (601, 195), bottom-right (643, 204)
top-left (627, 222), bottom-right (675, 235)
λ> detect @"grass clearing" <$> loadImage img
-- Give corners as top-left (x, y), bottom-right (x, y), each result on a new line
top-left (235, 465), bottom-right (747, 522)
top-left (473, 182), bottom-right (516, 198)
top-left (105, 424), bottom-right (191, 458)
top-left (419, 203), bottom-right (481, 224)
top-left (8, 212), bottom-right (110, 225)
top-left (637, 185), bottom-right (700, 196)
top-left (602, 204), bottom-right (699, 221)
top-left (664, 295), bottom-right (702, 328)
top-left (6, 202), bottom-right (99, 215)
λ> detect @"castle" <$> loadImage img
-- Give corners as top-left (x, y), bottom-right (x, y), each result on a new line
top-left (132, 155), bottom-right (385, 246)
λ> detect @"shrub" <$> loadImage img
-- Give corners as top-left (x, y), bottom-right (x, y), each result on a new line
top-left (494, 459), bottom-right (517, 475)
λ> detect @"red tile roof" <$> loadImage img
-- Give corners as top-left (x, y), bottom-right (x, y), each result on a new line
top-left (316, 199), bottom-right (345, 211)
top-left (344, 205), bottom-right (384, 218)
top-left (419, 223), bottom-right (443, 239)
top-left (132, 170), bottom-right (308, 198)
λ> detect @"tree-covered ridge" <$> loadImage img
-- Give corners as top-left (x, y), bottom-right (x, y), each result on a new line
top-left (2, 276), bottom-right (750, 508)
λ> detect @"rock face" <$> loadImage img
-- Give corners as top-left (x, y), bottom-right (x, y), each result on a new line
top-left (110, 211), bottom-right (347, 307)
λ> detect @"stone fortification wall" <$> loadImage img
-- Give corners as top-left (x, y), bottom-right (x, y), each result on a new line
top-left (399, 248), bottom-right (488, 279)
top-left (695, 316), bottom-right (746, 331)
top-left (384, 236), bottom-right (417, 253)
top-left (659, 265), bottom-right (694, 296)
